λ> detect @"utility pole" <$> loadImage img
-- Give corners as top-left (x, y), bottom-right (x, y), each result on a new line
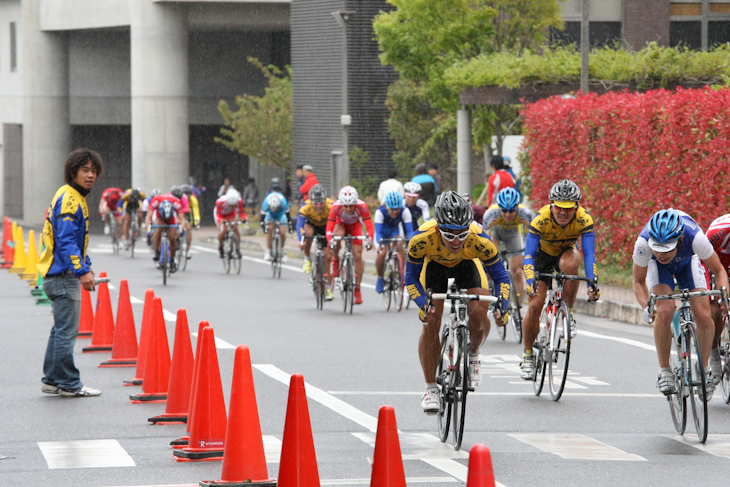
top-left (332, 11), bottom-right (355, 189)
top-left (581, 0), bottom-right (589, 93)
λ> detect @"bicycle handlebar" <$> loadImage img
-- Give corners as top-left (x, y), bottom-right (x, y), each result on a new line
top-left (535, 272), bottom-right (596, 285)
top-left (429, 291), bottom-right (498, 303)
top-left (647, 287), bottom-right (729, 323)
top-left (332, 235), bottom-right (367, 241)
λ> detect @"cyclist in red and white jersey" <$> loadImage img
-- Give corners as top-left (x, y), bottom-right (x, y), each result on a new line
top-left (704, 213), bottom-right (730, 386)
top-left (99, 187), bottom-right (124, 232)
top-left (326, 185), bottom-right (374, 305)
top-left (214, 190), bottom-right (247, 259)
top-left (145, 193), bottom-right (184, 271)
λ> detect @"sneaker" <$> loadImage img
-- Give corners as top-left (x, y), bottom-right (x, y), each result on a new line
top-left (710, 351), bottom-right (722, 386)
top-left (282, 254), bottom-right (288, 263)
top-left (375, 277), bottom-right (384, 294)
top-left (123, 240), bottom-right (130, 251)
top-left (354, 286), bottom-right (363, 305)
top-left (219, 247), bottom-right (224, 259)
top-left (104, 224), bottom-right (110, 235)
top-left (570, 317), bottom-right (577, 339)
top-left (421, 387), bottom-right (440, 413)
top-left (59, 386), bottom-right (101, 397)
top-left (235, 248), bottom-right (242, 259)
top-left (695, 362), bottom-right (714, 401)
top-left (303, 260), bottom-right (312, 274)
top-left (469, 356), bottom-right (481, 389)
top-left (41, 383), bottom-right (59, 395)
top-left (656, 370), bottom-right (677, 395)
top-left (155, 261), bottom-right (161, 270)
top-left (521, 353), bottom-right (536, 380)
top-left (325, 288), bottom-right (335, 301)
top-left (331, 257), bottom-right (340, 277)
top-left (264, 250), bottom-right (272, 261)
top-left (170, 259), bottom-right (178, 273)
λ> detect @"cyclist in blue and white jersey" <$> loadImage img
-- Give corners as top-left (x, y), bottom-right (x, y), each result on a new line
top-left (403, 182), bottom-right (430, 232)
top-left (375, 191), bottom-right (414, 294)
top-left (633, 208), bottom-right (729, 398)
top-left (260, 191), bottom-right (291, 262)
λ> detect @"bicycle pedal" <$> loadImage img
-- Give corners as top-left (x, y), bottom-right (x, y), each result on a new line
top-left (468, 387), bottom-right (475, 392)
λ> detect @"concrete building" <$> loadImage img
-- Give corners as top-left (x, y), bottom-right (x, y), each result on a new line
top-left (0, 0), bottom-right (289, 228)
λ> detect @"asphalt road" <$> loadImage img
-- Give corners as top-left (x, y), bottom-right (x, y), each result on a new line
top-left (3, 234), bottom-right (730, 487)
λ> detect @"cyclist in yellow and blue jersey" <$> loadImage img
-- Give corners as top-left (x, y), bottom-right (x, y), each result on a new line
top-left (181, 184), bottom-right (200, 257)
top-left (520, 180), bottom-right (600, 380)
top-left (297, 184), bottom-right (335, 301)
top-left (405, 191), bottom-right (511, 413)
top-left (121, 188), bottom-right (146, 250)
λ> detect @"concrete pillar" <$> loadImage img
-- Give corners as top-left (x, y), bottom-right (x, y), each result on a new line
top-left (22, 0), bottom-right (70, 226)
top-left (130, 0), bottom-right (189, 192)
top-left (456, 108), bottom-right (471, 196)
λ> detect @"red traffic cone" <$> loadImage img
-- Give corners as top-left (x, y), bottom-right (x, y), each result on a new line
top-left (171, 320), bottom-right (207, 448)
top-left (466, 444), bottom-right (496, 487)
top-left (100, 279), bottom-right (138, 367)
top-left (124, 289), bottom-right (154, 385)
top-left (78, 287), bottom-right (94, 338)
top-left (149, 309), bottom-right (194, 424)
top-left (173, 326), bottom-right (227, 462)
top-left (82, 271), bottom-right (114, 352)
top-left (276, 374), bottom-right (320, 487)
top-left (370, 405), bottom-right (406, 487)
top-left (130, 297), bottom-right (170, 403)
top-left (201, 345), bottom-right (275, 486)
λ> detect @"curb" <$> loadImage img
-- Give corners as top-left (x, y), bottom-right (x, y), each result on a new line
top-left (573, 298), bottom-right (646, 327)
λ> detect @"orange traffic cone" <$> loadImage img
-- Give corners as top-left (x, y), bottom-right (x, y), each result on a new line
top-left (78, 287), bottom-right (95, 338)
top-left (200, 345), bottom-right (275, 486)
top-left (130, 297), bottom-right (170, 403)
top-left (173, 326), bottom-right (227, 462)
top-left (276, 374), bottom-right (320, 487)
top-left (370, 405), bottom-right (406, 487)
top-left (149, 309), bottom-right (194, 424)
top-left (171, 320), bottom-right (207, 448)
top-left (82, 271), bottom-right (114, 352)
top-left (124, 289), bottom-right (154, 385)
top-left (1, 219), bottom-right (15, 268)
top-left (20, 230), bottom-right (38, 280)
top-left (100, 279), bottom-right (138, 367)
top-left (466, 444), bottom-right (496, 487)
top-left (9, 226), bottom-right (26, 274)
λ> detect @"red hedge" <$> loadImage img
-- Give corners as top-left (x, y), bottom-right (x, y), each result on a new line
top-left (521, 87), bottom-right (730, 265)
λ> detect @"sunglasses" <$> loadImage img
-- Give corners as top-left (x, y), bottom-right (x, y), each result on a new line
top-left (500, 208), bottom-right (516, 214)
top-left (342, 204), bottom-right (355, 209)
top-left (440, 229), bottom-right (470, 242)
top-left (551, 203), bottom-right (577, 210)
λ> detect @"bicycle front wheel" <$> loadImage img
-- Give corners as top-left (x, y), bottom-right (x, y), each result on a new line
top-left (686, 324), bottom-right (708, 443)
top-left (130, 221), bottom-right (137, 258)
top-left (511, 293), bottom-right (523, 344)
top-left (534, 341), bottom-right (546, 396)
top-left (341, 256), bottom-right (350, 313)
top-left (160, 241), bottom-right (168, 286)
top-left (436, 326), bottom-right (452, 442)
top-left (451, 327), bottom-right (469, 451)
top-left (720, 317), bottom-right (730, 404)
top-left (111, 219), bottom-right (119, 255)
top-left (315, 253), bottom-right (325, 309)
top-left (668, 333), bottom-right (686, 435)
top-left (222, 236), bottom-right (231, 274)
top-left (232, 233), bottom-right (241, 275)
top-left (549, 304), bottom-right (571, 401)
top-left (393, 253), bottom-right (404, 312)
top-left (382, 255), bottom-right (392, 311)
top-left (346, 256), bottom-right (354, 315)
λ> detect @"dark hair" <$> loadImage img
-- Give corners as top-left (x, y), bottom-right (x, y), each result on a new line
top-left (64, 148), bottom-right (103, 183)
top-left (414, 163), bottom-right (427, 175)
top-left (296, 165), bottom-right (303, 170)
top-left (388, 169), bottom-right (398, 179)
top-left (428, 162), bottom-right (439, 171)
top-left (248, 177), bottom-right (255, 184)
top-left (490, 155), bottom-right (504, 170)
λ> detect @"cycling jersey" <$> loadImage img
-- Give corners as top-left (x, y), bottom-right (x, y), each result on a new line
top-left (149, 194), bottom-right (183, 224)
top-left (187, 194), bottom-right (201, 225)
top-left (374, 205), bottom-right (414, 243)
top-left (486, 170), bottom-right (515, 207)
top-left (296, 198), bottom-right (333, 239)
top-left (523, 204), bottom-right (596, 288)
top-left (405, 198), bottom-right (430, 231)
top-left (101, 187), bottom-right (123, 206)
top-left (214, 195), bottom-right (246, 223)
top-left (705, 214), bottom-right (730, 272)
top-left (483, 204), bottom-right (532, 234)
top-left (121, 189), bottom-right (146, 212)
top-left (261, 192), bottom-right (289, 221)
top-left (179, 194), bottom-right (191, 214)
top-left (326, 200), bottom-right (375, 244)
top-left (404, 219), bottom-right (510, 308)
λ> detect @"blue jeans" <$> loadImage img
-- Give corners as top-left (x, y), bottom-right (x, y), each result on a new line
top-left (42, 272), bottom-right (83, 390)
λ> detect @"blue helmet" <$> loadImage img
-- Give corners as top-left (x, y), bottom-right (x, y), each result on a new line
top-left (159, 200), bottom-right (174, 220)
top-left (648, 208), bottom-right (684, 251)
top-left (385, 191), bottom-right (403, 210)
top-left (497, 187), bottom-right (520, 211)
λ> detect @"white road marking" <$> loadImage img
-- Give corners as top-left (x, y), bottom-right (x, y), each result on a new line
top-left (563, 381), bottom-right (588, 389)
top-left (263, 435), bottom-right (282, 462)
top-left (38, 439), bottom-right (136, 469)
top-left (571, 377), bottom-right (610, 386)
top-left (328, 391), bottom-right (660, 398)
top-left (578, 330), bottom-right (657, 351)
top-left (129, 296), bottom-right (144, 304)
top-left (321, 478), bottom-right (456, 485)
top-left (191, 332), bottom-right (236, 350)
top-left (509, 434), bottom-right (646, 461)
top-left (352, 432), bottom-right (467, 460)
top-left (666, 434), bottom-right (730, 459)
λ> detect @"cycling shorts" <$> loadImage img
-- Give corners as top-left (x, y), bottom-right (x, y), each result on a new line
top-left (647, 254), bottom-right (707, 292)
top-left (335, 221), bottom-right (364, 246)
top-left (217, 213), bottom-right (237, 223)
top-left (153, 212), bottom-right (178, 226)
top-left (534, 248), bottom-right (573, 287)
top-left (124, 201), bottom-right (142, 213)
top-left (305, 223), bottom-right (326, 237)
top-left (491, 226), bottom-right (524, 260)
top-left (101, 200), bottom-right (123, 217)
top-left (379, 225), bottom-right (404, 242)
top-left (264, 212), bottom-right (288, 226)
top-left (423, 259), bottom-right (488, 294)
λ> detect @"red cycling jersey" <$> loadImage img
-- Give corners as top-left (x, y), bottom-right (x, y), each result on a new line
top-left (102, 187), bottom-right (123, 204)
top-left (326, 199), bottom-right (374, 244)
top-left (487, 170), bottom-right (515, 207)
top-left (705, 214), bottom-right (730, 283)
top-left (149, 194), bottom-right (183, 224)
top-left (214, 195), bottom-right (246, 223)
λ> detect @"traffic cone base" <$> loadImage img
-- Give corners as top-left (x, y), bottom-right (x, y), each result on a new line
top-left (200, 479), bottom-right (276, 486)
top-left (172, 449), bottom-right (224, 462)
top-left (123, 379), bottom-right (143, 386)
top-left (8, 268), bottom-right (24, 274)
top-left (129, 393), bottom-right (167, 403)
top-left (99, 358), bottom-right (137, 368)
top-left (81, 345), bottom-right (112, 352)
top-left (148, 413), bottom-right (187, 425)
top-left (171, 438), bottom-right (189, 448)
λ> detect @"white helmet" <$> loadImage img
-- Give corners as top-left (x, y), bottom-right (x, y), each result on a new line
top-left (226, 190), bottom-right (240, 207)
top-left (338, 186), bottom-right (358, 205)
top-left (403, 182), bottom-right (422, 195)
top-left (268, 193), bottom-right (282, 213)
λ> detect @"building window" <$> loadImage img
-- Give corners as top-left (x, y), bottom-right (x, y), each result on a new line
top-left (10, 22), bottom-right (17, 72)
top-left (551, 22), bottom-right (622, 48)
top-left (670, 21), bottom-right (702, 48)
top-left (671, 0), bottom-right (730, 49)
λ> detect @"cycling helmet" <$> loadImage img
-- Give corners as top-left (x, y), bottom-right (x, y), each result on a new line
top-left (309, 184), bottom-right (327, 204)
top-left (226, 190), bottom-right (240, 208)
top-left (549, 179), bottom-right (581, 206)
top-left (497, 187), bottom-right (521, 211)
top-left (268, 193), bottom-right (282, 213)
top-left (433, 191), bottom-right (474, 229)
top-left (385, 191), bottom-right (403, 210)
top-left (181, 184), bottom-right (193, 196)
top-left (159, 200), bottom-right (174, 220)
top-left (170, 185), bottom-right (183, 199)
top-left (403, 181), bottom-right (422, 196)
top-left (648, 208), bottom-right (685, 252)
top-left (150, 188), bottom-right (162, 198)
top-left (338, 186), bottom-right (358, 205)
top-left (130, 188), bottom-right (141, 201)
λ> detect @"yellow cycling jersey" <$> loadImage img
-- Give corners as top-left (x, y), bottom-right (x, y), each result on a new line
top-left (484, 203), bottom-right (532, 232)
top-left (121, 189), bottom-right (146, 211)
top-left (407, 219), bottom-right (500, 268)
top-left (299, 198), bottom-right (333, 227)
top-left (527, 204), bottom-right (594, 257)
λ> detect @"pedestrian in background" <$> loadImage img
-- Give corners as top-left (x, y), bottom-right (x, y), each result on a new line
top-left (37, 148), bottom-right (103, 397)
top-left (428, 163), bottom-right (443, 196)
top-left (299, 164), bottom-right (319, 203)
top-left (377, 169), bottom-right (405, 205)
top-left (412, 163), bottom-right (437, 206)
top-left (295, 165), bottom-right (304, 206)
top-left (218, 177), bottom-right (235, 197)
top-left (242, 177), bottom-right (259, 219)
top-left (487, 155), bottom-right (515, 206)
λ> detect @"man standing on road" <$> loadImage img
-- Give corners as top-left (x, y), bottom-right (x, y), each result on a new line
top-left (37, 148), bottom-right (103, 398)
top-left (299, 164), bottom-right (319, 204)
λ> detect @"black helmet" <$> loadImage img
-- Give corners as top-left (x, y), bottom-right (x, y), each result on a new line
top-left (309, 184), bottom-right (326, 204)
top-left (170, 185), bottom-right (183, 199)
top-left (549, 179), bottom-right (581, 203)
top-left (130, 188), bottom-right (141, 200)
top-left (181, 184), bottom-right (193, 196)
top-left (433, 191), bottom-right (474, 229)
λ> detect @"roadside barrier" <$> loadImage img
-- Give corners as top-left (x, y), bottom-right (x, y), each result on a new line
top-left (370, 405), bottom-right (406, 487)
top-left (9, 226), bottom-right (26, 274)
top-left (82, 271), bottom-right (114, 352)
top-left (100, 279), bottom-right (138, 367)
top-left (130, 297), bottom-right (170, 403)
top-left (172, 320), bottom-right (208, 449)
top-left (124, 289), bottom-right (154, 386)
top-left (149, 309), bottom-right (194, 424)
top-left (466, 444), bottom-right (496, 487)
top-left (20, 230), bottom-right (38, 281)
top-left (78, 287), bottom-right (95, 337)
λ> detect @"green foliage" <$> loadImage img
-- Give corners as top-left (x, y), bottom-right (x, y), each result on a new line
top-left (445, 42), bottom-right (730, 91)
top-left (349, 146), bottom-right (379, 198)
top-left (216, 57), bottom-right (292, 170)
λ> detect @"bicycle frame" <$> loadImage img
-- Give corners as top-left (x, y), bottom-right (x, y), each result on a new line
top-left (303, 235), bottom-right (327, 309)
top-left (151, 224), bottom-right (176, 285)
top-left (381, 237), bottom-right (405, 312)
top-left (332, 235), bottom-right (365, 314)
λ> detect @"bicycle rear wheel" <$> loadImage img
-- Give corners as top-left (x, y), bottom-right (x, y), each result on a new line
top-left (393, 253), bottom-right (404, 312)
top-left (451, 327), bottom-right (469, 451)
top-left (534, 341), bottom-right (546, 396)
top-left (346, 256), bottom-right (354, 315)
top-left (720, 317), bottom-right (730, 404)
top-left (549, 303), bottom-right (571, 401)
top-left (222, 236), bottom-right (231, 274)
top-left (436, 325), bottom-right (452, 442)
top-left (686, 324), bottom-right (708, 443)
top-left (160, 241), bottom-right (168, 286)
top-left (511, 293), bottom-right (523, 344)
top-left (111, 219), bottom-right (120, 255)
top-left (130, 221), bottom-right (137, 258)
top-left (382, 255), bottom-right (392, 311)
top-left (668, 333), bottom-right (686, 435)
top-left (232, 233), bottom-right (241, 275)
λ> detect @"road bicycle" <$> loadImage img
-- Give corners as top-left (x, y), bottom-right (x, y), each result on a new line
top-left (532, 272), bottom-right (597, 401)
top-left (721, 314), bottom-right (730, 405)
top-left (332, 235), bottom-right (366, 314)
top-left (221, 221), bottom-right (242, 275)
top-left (493, 249), bottom-right (524, 343)
top-left (129, 215), bottom-right (140, 258)
top-left (380, 237), bottom-right (405, 312)
top-left (648, 287), bottom-right (728, 443)
top-left (270, 224), bottom-right (283, 278)
top-left (303, 234), bottom-right (327, 309)
top-left (151, 224), bottom-right (177, 286)
top-left (176, 227), bottom-right (188, 272)
top-left (428, 279), bottom-right (498, 451)
top-left (108, 215), bottom-right (120, 255)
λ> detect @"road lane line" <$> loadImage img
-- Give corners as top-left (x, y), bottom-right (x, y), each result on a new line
top-left (666, 434), bottom-right (730, 458)
top-left (321, 478), bottom-right (456, 485)
top-left (38, 439), bottom-right (136, 469)
top-left (509, 434), bottom-right (646, 461)
top-left (328, 391), bottom-right (660, 397)
top-left (578, 330), bottom-right (656, 351)
top-left (191, 332), bottom-right (236, 350)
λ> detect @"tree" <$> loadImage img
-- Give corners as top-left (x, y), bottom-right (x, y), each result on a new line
top-left (216, 57), bottom-right (292, 170)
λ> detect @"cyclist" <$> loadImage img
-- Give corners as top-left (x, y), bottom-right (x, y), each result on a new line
top-left (142, 188), bottom-right (162, 245)
top-left (520, 180), bottom-right (599, 380)
top-left (633, 209), bottom-right (729, 398)
top-left (99, 187), bottom-right (123, 235)
top-left (260, 191), bottom-right (291, 262)
top-left (297, 184), bottom-right (335, 301)
top-left (120, 188), bottom-right (146, 249)
top-left (145, 191), bottom-right (184, 272)
top-left (704, 214), bottom-right (730, 386)
top-left (215, 190), bottom-right (246, 259)
top-left (483, 187), bottom-right (532, 305)
top-left (326, 185), bottom-right (374, 305)
top-left (403, 182), bottom-right (430, 232)
top-left (405, 191), bottom-right (510, 412)
top-left (181, 184), bottom-right (200, 258)
top-left (375, 191), bottom-right (414, 294)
